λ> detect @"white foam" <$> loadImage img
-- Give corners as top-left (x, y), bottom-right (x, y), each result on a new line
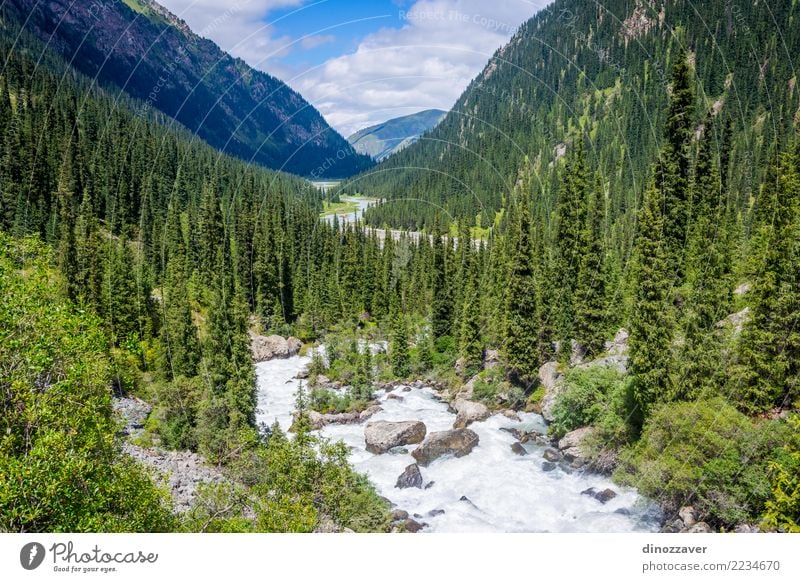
top-left (256, 355), bottom-right (661, 533)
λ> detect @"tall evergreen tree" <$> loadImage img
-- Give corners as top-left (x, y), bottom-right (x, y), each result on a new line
top-left (504, 171), bottom-right (540, 384)
top-left (628, 180), bottom-right (674, 432)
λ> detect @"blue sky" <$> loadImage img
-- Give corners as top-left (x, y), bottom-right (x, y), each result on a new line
top-left (158, 0), bottom-right (550, 136)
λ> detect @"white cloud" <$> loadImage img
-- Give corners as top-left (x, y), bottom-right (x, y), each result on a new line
top-left (157, 0), bottom-right (551, 137)
top-left (157, 0), bottom-right (307, 64)
top-left (289, 0), bottom-right (550, 136)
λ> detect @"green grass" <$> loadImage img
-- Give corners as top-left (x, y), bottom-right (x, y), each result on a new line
top-left (321, 199), bottom-right (359, 217)
top-left (122, 0), bottom-right (150, 15)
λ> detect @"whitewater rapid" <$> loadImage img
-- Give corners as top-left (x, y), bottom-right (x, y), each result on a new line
top-left (255, 354), bottom-right (661, 533)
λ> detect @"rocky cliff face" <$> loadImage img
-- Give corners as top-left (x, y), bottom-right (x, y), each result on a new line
top-left (6, 0), bottom-right (372, 177)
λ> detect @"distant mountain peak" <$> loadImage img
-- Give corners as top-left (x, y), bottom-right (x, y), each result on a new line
top-left (348, 109), bottom-right (447, 161)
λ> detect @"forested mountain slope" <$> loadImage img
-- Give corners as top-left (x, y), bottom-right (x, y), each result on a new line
top-left (3, 0), bottom-right (372, 177)
top-left (354, 0), bottom-right (800, 230)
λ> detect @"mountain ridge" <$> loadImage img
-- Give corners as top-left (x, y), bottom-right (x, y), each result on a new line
top-left (348, 109), bottom-right (447, 161)
top-left (4, 0), bottom-right (373, 178)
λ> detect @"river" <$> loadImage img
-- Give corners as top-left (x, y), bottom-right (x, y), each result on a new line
top-left (255, 353), bottom-right (661, 533)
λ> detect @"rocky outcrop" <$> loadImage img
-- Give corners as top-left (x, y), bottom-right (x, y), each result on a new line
top-left (538, 361), bottom-right (564, 422)
top-left (578, 354), bottom-right (628, 374)
top-left (604, 328), bottom-right (629, 356)
top-left (558, 426), bottom-right (596, 467)
top-left (250, 333), bottom-right (302, 362)
top-left (452, 398), bottom-right (490, 429)
top-left (455, 375), bottom-right (479, 400)
top-left (412, 429), bottom-right (480, 466)
top-left (122, 442), bottom-right (226, 513)
top-left (716, 307), bottom-right (751, 335)
top-left (484, 349), bottom-right (501, 369)
top-left (365, 420), bottom-right (427, 454)
top-left (395, 463), bottom-right (424, 489)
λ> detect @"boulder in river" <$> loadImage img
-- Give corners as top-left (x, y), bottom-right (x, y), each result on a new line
top-left (581, 487), bottom-right (617, 504)
top-left (542, 461), bottom-right (557, 472)
top-left (510, 442), bottom-right (528, 456)
top-left (412, 429), bottom-right (480, 466)
top-left (359, 404), bottom-right (383, 422)
top-left (395, 463), bottom-right (424, 489)
top-left (365, 420), bottom-right (427, 454)
top-left (250, 333), bottom-right (302, 362)
top-left (401, 518), bottom-right (425, 533)
top-left (558, 426), bottom-right (596, 465)
top-left (452, 398), bottom-right (490, 429)
top-left (543, 447), bottom-right (562, 462)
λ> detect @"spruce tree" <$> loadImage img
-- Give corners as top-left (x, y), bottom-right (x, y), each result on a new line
top-left (430, 228), bottom-right (452, 340)
top-left (503, 171), bottom-right (540, 384)
top-left (457, 251), bottom-right (482, 378)
top-left (628, 180), bottom-right (674, 432)
top-left (390, 291), bottom-right (410, 378)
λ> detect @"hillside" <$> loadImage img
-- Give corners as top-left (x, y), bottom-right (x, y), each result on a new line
top-left (353, 0), bottom-right (800, 230)
top-left (4, 0), bottom-right (373, 177)
top-left (348, 109), bottom-right (446, 161)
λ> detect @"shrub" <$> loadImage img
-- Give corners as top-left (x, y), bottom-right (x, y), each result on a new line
top-left (762, 415), bottom-right (800, 532)
top-left (550, 366), bottom-right (626, 439)
top-left (615, 398), bottom-right (787, 528)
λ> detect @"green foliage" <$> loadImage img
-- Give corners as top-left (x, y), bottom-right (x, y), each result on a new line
top-left (0, 235), bottom-right (174, 532)
top-left (615, 398), bottom-right (788, 528)
top-left (550, 366), bottom-right (626, 439)
top-left (762, 415), bottom-right (800, 532)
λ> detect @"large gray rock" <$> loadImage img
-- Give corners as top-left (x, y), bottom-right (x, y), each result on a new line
top-left (539, 361), bottom-right (565, 422)
top-left (412, 429), bottom-right (480, 466)
top-left (716, 307), bottom-right (751, 335)
top-left (395, 464), bottom-right (424, 489)
top-left (365, 420), bottom-right (427, 454)
top-left (558, 426), bottom-right (596, 465)
top-left (483, 349), bottom-right (501, 370)
top-left (452, 398), bottom-right (490, 429)
top-left (455, 375), bottom-right (479, 400)
top-left (250, 334), bottom-right (302, 362)
top-left (578, 354), bottom-right (628, 374)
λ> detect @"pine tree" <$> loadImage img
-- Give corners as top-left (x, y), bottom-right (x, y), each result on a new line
top-left (573, 178), bottom-right (608, 357)
top-left (731, 146), bottom-right (800, 411)
top-left (628, 180), bottom-right (674, 432)
top-left (390, 291), bottom-right (410, 378)
top-left (659, 50), bottom-right (695, 278)
top-left (458, 251), bottom-right (482, 378)
top-left (430, 228), bottom-right (452, 339)
top-left (504, 171), bottom-right (540, 384)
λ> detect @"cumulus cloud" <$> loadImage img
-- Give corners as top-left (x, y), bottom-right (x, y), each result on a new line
top-left (158, 0), bottom-right (550, 137)
top-left (290, 0), bottom-right (550, 136)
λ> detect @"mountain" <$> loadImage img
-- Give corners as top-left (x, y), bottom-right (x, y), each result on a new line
top-left (347, 109), bottom-right (446, 161)
top-left (353, 0), bottom-right (800, 229)
top-left (4, 0), bottom-right (372, 178)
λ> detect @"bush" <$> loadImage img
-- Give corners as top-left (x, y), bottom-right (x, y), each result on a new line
top-left (550, 366), bottom-right (626, 439)
top-left (614, 398), bottom-right (788, 528)
top-left (0, 236), bottom-right (174, 532)
top-left (762, 415), bottom-right (800, 532)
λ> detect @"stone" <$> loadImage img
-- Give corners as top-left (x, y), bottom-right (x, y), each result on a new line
top-left (577, 355), bottom-right (628, 374)
top-left (314, 374), bottom-right (331, 387)
top-left (684, 522), bottom-right (712, 533)
top-left (391, 509), bottom-right (409, 521)
top-left (395, 463), bottom-right (424, 489)
top-left (581, 487), bottom-right (615, 503)
top-left (387, 393), bottom-right (404, 401)
top-left (501, 409), bottom-right (521, 421)
top-left (365, 420), bottom-right (427, 454)
top-left (499, 427), bottom-right (527, 441)
top-left (716, 307), bottom-right (751, 335)
top-left (510, 442), bottom-right (528, 456)
top-left (424, 481), bottom-right (435, 490)
top-left (543, 447), bottom-right (562, 462)
top-left (455, 375), bottom-right (479, 400)
top-left (559, 426), bottom-right (595, 450)
top-left (358, 405), bottom-right (383, 422)
top-left (250, 334), bottom-right (300, 362)
top-left (570, 339), bottom-right (587, 366)
top-left (604, 328), bottom-right (630, 356)
top-left (402, 518), bottom-right (425, 533)
top-left (734, 524), bottom-right (760, 533)
top-left (452, 398), bottom-right (490, 429)
top-left (427, 509), bottom-right (445, 517)
top-left (412, 429), bottom-right (480, 466)
top-left (734, 282), bottom-right (751, 295)
top-left (483, 349), bottom-right (501, 370)
top-left (538, 361), bottom-right (565, 422)
top-left (389, 446), bottom-right (409, 455)
top-left (542, 461), bottom-right (557, 472)
top-left (679, 506), bottom-right (698, 528)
